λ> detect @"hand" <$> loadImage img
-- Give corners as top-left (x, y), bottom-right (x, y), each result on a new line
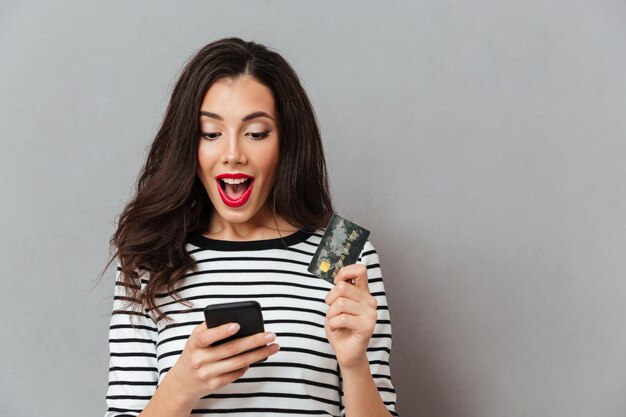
top-left (324, 263), bottom-right (377, 369)
top-left (166, 321), bottom-right (280, 404)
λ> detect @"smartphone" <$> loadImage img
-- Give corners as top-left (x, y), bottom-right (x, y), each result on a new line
top-left (203, 300), bottom-right (265, 347)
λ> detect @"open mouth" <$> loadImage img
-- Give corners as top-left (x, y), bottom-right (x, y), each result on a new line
top-left (218, 177), bottom-right (253, 201)
top-left (214, 173), bottom-right (256, 208)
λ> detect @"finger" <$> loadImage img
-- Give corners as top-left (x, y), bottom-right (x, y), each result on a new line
top-left (228, 365), bottom-right (250, 380)
top-left (211, 331), bottom-right (276, 361)
top-left (327, 313), bottom-right (364, 332)
top-left (223, 365), bottom-right (250, 381)
top-left (197, 322), bottom-right (240, 348)
top-left (209, 343), bottom-right (280, 377)
top-left (203, 365), bottom-right (250, 390)
top-left (325, 280), bottom-right (370, 305)
top-left (191, 320), bottom-right (208, 335)
top-left (334, 264), bottom-right (369, 291)
top-left (326, 297), bottom-right (369, 320)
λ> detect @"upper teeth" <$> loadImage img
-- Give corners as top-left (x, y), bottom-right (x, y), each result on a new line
top-left (221, 178), bottom-right (249, 184)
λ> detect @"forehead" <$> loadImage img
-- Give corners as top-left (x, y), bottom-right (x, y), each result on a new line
top-left (200, 75), bottom-right (276, 117)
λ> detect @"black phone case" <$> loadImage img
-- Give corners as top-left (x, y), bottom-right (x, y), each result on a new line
top-left (203, 301), bottom-right (265, 346)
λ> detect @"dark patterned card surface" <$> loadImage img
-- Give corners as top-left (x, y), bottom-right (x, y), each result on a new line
top-left (308, 213), bottom-right (370, 284)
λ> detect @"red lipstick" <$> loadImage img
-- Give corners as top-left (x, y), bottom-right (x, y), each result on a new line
top-left (215, 173), bottom-right (255, 208)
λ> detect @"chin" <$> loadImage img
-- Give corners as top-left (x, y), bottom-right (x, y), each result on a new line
top-left (221, 212), bottom-right (254, 224)
top-left (210, 199), bottom-right (257, 221)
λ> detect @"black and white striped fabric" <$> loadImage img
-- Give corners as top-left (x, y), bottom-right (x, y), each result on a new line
top-left (104, 229), bottom-right (399, 417)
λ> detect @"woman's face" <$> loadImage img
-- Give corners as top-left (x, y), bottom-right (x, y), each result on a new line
top-left (197, 75), bottom-right (280, 228)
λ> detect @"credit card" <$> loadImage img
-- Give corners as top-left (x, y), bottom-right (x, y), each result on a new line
top-left (308, 213), bottom-right (370, 284)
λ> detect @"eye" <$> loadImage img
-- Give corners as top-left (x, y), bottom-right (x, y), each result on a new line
top-left (200, 132), bottom-right (220, 140)
top-left (248, 131), bottom-right (270, 140)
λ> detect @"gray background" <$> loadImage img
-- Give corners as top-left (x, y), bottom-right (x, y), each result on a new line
top-left (1, 1), bottom-right (625, 416)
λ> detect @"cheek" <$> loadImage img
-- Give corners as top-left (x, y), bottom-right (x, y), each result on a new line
top-left (197, 152), bottom-right (217, 187)
top-left (259, 143), bottom-right (280, 176)
top-left (197, 143), bottom-right (220, 168)
top-left (196, 156), bottom-right (207, 179)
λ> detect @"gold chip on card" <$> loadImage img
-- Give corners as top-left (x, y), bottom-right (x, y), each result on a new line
top-left (308, 213), bottom-right (370, 284)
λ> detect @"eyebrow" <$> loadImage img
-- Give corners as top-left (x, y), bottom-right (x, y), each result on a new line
top-left (199, 111), bottom-right (274, 122)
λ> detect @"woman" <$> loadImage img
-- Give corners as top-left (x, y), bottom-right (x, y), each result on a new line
top-left (103, 37), bottom-right (398, 417)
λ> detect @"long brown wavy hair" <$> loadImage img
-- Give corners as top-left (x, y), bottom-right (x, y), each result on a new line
top-left (98, 37), bottom-right (334, 323)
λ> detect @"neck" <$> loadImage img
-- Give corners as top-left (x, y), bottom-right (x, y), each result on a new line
top-left (205, 205), bottom-right (298, 241)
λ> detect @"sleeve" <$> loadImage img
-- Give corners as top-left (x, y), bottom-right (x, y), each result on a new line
top-left (339, 240), bottom-right (400, 417)
top-left (104, 263), bottom-right (159, 417)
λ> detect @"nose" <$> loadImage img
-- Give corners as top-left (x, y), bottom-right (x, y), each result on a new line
top-left (223, 134), bottom-right (247, 166)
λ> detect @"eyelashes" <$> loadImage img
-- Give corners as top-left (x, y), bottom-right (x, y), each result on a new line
top-left (200, 131), bottom-right (271, 141)
top-left (249, 131), bottom-right (271, 140)
top-left (199, 132), bottom-right (220, 140)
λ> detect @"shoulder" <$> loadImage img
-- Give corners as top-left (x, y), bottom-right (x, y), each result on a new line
top-left (359, 239), bottom-right (381, 266)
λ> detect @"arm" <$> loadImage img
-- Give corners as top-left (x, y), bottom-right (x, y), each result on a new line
top-left (330, 241), bottom-right (399, 417)
top-left (340, 357), bottom-right (395, 417)
top-left (104, 262), bottom-right (280, 417)
top-left (136, 376), bottom-right (196, 417)
top-left (103, 264), bottom-right (194, 417)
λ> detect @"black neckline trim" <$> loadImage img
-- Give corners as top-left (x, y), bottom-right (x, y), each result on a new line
top-left (187, 229), bottom-right (314, 251)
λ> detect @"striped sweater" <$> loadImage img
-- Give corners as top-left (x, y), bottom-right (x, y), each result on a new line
top-left (104, 229), bottom-right (399, 416)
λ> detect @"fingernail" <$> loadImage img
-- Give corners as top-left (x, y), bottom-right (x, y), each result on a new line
top-left (228, 323), bottom-right (240, 332)
top-left (269, 343), bottom-right (280, 353)
top-left (265, 332), bottom-right (276, 341)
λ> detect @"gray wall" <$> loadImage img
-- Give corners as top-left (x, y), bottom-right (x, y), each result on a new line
top-left (1, 1), bottom-right (625, 416)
